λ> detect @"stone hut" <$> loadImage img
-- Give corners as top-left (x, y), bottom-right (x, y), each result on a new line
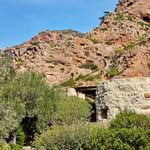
top-left (96, 77), bottom-right (150, 122)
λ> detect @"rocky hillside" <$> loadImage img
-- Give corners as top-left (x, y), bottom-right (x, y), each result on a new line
top-left (1, 0), bottom-right (150, 87)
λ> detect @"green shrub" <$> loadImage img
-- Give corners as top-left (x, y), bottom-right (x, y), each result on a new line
top-left (50, 43), bottom-right (54, 48)
top-left (75, 73), bottom-right (100, 82)
top-left (0, 56), bottom-right (12, 66)
top-left (48, 65), bottom-right (54, 68)
top-left (115, 15), bottom-right (135, 22)
top-left (9, 144), bottom-right (22, 150)
top-left (83, 127), bottom-right (130, 150)
top-left (31, 56), bottom-right (36, 59)
top-left (84, 75), bottom-right (100, 81)
top-left (0, 142), bottom-right (11, 150)
top-left (114, 14), bottom-right (124, 20)
top-left (124, 41), bottom-right (136, 50)
top-left (34, 123), bottom-right (150, 150)
top-left (112, 22), bottom-right (117, 25)
top-left (109, 109), bottom-right (150, 129)
top-left (139, 35), bottom-right (148, 41)
top-left (126, 16), bottom-right (134, 21)
top-left (84, 127), bottom-right (150, 150)
top-left (147, 61), bottom-right (150, 68)
top-left (100, 28), bottom-right (108, 31)
top-left (105, 41), bottom-right (112, 45)
top-left (114, 41), bottom-right (137, 55)
top-left (113, 128), bottom-right (150, 150)
top-left (31, 42), bottom-right (40, 46)
top-left (77, 82), bottom-right (84, 87)
top-left (137, 22), bottom-right (150, 28)
top-left (15, 126), bottom-right (25, 146)
top-left (16, 59), bottom-right (24, 62)
top-left (51, 96), bottom-right (92, 125)
top-left (79, 63), bottom-right (98, 70)
top-left (115, 48), bottom-right (125, 54)
top-left (91, 64), bottom-right (98, 70)
top-left (61, 78), bottom-right (76, 87)
top-left (106, 66), bottom-right (121, 77)
top-left (87, 38), bottom-right (100, 44)
top-left (75, 74), bottom-right (88, 81)
top-left (33, 109), bottom-right (150, 150)
top-left (33, 123), bottom-right (98, 150)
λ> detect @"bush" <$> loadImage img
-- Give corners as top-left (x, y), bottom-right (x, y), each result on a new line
top-left (75, 74), bottom-right (88, 81)
top-left (105, 41), bottom-right (112, 45)
top-left (139, 35), bottom-right (148, 41)
top-left (51, 96), bottom-right (92, 125)
top-left (15, 126), bottom-right (25, 146)
top-left (0, 101), bottom-right (24, 140)
top-left (75, 73), bottom-right (100, 82)
top-left (79, 63), bottom-right (98, 70)
top-left (147, 61), bottom-right (150, 68)
top-left (33, 110), bottom-right (150, 150)
top-left (84, 75), bottom-right (100, 81)
top-left (9, 144), bottom-right (22, 150)
top-left (109, 109), bottom-right (150, 129)
top-left (31, 42), bottom-right (40, 46)
top-left (34, 123), bottom-right (150, 150)
top-left (33, 123), bottom-right (98, 150)
top-left (115, 48), bottom-right (125, 54)
top-left (126, 16), bottom-right (134, 21)
top-left (114, 14), bottom-right (124, 20)
top-left (137, 22), bottom-right (150, 28)
top-left (84, 127), bottom-right (150, 150)
top-left (124, 41), bottom-right (136, 50)
top-left (113, 128), bottom-right (150, 150)
top-left (0, 142), bottom-right (11, 150)
top-left (106, 66), bottom-right (121, 77)
top-left (90, 64), bottom-right (98, 70)
top-left (87, 38), bottom-right (100, 44)
top-left (61, 78), bottom-right (76, 87)
top-left (100, 28), bottom-right (108, 31)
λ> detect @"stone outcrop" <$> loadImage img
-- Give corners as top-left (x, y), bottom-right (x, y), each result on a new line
top-left (116, 0), bottom-right (150, 22)
top-left (96, 77), bottom-right (150, 122)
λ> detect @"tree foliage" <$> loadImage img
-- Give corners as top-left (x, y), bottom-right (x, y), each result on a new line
top-left (51, 96), bottom-right (92, 125)
top-left (0, 65), bottom-right (63, 140)
top-left (0, 58), bottom-right (92, 145)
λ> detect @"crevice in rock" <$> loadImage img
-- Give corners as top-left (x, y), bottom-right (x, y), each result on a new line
top-left (143, 17), bottom-right (150, 23)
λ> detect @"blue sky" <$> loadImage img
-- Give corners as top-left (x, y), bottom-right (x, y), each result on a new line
top-left (0, 0), bottom-right (118, 49)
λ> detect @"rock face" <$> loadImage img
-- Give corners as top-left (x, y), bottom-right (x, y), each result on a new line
top-left (96, 77), bottom-right (150, 122)
top-left (116, 0), bottom-right (150, 22)
top-left (1, 0), bottom-right (150, 87)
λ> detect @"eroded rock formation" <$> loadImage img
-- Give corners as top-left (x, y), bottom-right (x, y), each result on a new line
top-left (1, 0), bottom-right (150, 87)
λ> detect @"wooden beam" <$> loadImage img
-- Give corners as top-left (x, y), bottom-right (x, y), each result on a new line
top-left (86, 96), bottom-right (95, 102)
top-left (144, 93), bottom-right (150, 98)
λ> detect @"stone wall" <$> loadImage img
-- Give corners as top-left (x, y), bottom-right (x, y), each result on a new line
top-left (66, 88), bottom-right (85, 99)
top-left (96, 77), bottom-right (150, 122)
